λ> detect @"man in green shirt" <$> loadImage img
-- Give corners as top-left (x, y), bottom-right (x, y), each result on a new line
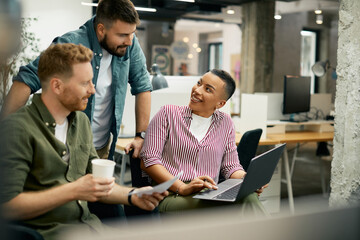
top-left (0, 43), bottom-right (167, 240)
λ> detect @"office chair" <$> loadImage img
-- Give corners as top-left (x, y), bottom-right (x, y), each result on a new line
top-left (237, 128), bottom-right (263, 171)
top-left (123, 150), bottom-right (159, 218)
top-left (316, 141), bottom-right (331, 196)
top-left (219, 128), bottom-right (263, 182)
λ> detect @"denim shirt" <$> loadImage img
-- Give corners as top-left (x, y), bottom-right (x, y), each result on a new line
top-left (13, 16), bottom-right (152, 158)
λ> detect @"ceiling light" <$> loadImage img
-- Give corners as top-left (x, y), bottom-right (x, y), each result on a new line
top-left (135, 7), bottom-right (157, 12)
top-left (81, 2), bottom-right (157, 12)
top-left (175, 0), bottom-right (195, 2)
top-left (192, 43), bottom-right (198, 48)
top-left (188, 53), bottom-right (193, 59)
top-left (227, 9), bottom-right (235, 15)
top-left (315, 9), bottom-right (322, 14)
top-left (196, 47), bottom-right (201, 53)
top-left (81, 2), bottom-right (97, 7)
top-left (316, 14), bottom-right (323, 24)
top-left (274, 14), bottom-right (282, 20)
top-left (183, 37), bottom-right (189, 43)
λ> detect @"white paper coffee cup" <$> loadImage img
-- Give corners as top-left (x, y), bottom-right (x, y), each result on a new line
top-left (91, 159), bottom-right (116, 178)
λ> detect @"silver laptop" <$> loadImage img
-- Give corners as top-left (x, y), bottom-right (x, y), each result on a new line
top-left (193, 143), bottom-right (286, 202)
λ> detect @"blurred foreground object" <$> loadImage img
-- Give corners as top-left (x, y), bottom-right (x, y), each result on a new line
top-left (0, 0), bottom-right (22, 62)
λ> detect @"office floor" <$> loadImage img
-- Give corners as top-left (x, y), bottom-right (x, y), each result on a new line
top-left (114, 141), bottom-right (333, 216)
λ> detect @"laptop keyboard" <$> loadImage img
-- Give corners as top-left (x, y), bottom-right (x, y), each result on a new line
top-left (213, 183), bottom-right (241, 200)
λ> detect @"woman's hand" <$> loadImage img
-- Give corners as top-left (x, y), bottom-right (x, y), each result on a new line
top-left (178, 176), bottom-right (217, 196)
top-left (255, 184), bottom-right (269, 196)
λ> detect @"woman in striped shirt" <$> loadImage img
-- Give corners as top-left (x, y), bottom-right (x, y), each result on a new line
top-left (140, 69), bottom-right (266, 214)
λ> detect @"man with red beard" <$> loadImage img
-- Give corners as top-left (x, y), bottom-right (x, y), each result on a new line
top-left (0, 43), bottom-right (167, 240)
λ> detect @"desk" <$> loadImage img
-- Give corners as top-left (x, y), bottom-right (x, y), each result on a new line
top-left (235, 132), bottom-right (280, 146)
top-left (265, 131), bottom-right (334, 214)
top-left (116, 131), bottom-right (334, 214)
top-left (267, 131), bottom-right (333, 143)
top-left (115, 138), bottom-right (133, 185)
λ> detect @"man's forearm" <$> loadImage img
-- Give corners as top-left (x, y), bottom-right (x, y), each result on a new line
top-left (135, 91), bottom-right (151, 132)
top-left (0, 81), bottom-right (31, 120)
top-left (99, 184), bottom-right (132, 205)
top-left (2, 183), bottom-right (75, 220)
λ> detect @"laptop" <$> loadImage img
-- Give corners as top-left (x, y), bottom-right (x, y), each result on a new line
top-left (193, 143), bottom-right (286, 202)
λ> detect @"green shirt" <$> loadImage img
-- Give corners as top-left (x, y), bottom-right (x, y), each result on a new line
top-left (0, 94), bottom-right (103, 240)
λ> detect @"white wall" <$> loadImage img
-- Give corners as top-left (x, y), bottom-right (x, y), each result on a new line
top-left (222, 24), bottom-right (241, 73)
top-left (21, 0), bottom-right (92, 51)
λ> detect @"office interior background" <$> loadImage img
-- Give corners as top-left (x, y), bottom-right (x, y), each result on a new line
top-left (1, 0), bottom-right (359, 239)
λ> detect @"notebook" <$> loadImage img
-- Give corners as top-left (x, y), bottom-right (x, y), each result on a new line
top-left (193, 143), bottom-right (286, 202)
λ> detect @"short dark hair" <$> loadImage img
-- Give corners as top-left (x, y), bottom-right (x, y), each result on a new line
top-left (95, 0), bottom-right (140, 28)
top-left (210, 69), bottom-right (236, 100)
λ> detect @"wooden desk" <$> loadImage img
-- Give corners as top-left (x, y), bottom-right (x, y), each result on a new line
top-left (116, 138), bottom-right (132, 151)
top-left (264, 131), bottom-right (334, 214)
top-left (267, 131), bottom-right (334, 144)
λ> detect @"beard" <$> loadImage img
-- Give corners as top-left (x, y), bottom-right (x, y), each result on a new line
top-left (60, 89), bottom-right (91, 112)
top-left (99, 34), bottom-right (128, 57)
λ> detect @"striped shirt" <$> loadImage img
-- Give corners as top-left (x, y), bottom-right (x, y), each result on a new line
top-left (140, 105), bottom-right (243, 183)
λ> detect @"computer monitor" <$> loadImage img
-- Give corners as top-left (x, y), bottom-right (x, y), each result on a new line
top-left (282, 75), bottom-right (311, 117)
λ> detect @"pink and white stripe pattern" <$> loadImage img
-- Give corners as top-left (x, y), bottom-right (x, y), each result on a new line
top-left (140, 105), bottom-right (243, 183)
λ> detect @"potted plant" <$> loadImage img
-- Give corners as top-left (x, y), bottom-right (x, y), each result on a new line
top-left (0, 17), bottom-right (40, 109)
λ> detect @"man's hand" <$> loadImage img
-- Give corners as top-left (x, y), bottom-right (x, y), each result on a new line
top-left (71, 174), bottom-right (115, 202)
top-left (125, 137), bottom-right (144, 158)
top-left (130, 187), bottom-right (168, 211)
top-left (178, 176), bottom-right (217, 196)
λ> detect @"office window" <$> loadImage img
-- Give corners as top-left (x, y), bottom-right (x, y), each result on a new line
top-left (208, 42), bottom-right (222, 70)
top-left (300, 30), bottom-right (317, 94)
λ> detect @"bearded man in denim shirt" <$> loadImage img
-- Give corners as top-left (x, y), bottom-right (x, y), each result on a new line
top-left (1, 0), bottom-right (150, 160)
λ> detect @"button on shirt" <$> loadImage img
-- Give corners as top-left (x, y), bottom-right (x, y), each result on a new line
top-left (140, 105), bottom-right (243, 183)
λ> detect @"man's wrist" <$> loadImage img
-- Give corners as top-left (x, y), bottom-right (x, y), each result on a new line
top-left (135, 131), bottom-right (146, 139)
top-left (128, 189), bottom-right (135, 206)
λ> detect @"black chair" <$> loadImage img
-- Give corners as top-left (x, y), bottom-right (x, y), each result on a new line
top-left (88, 201), bottom-right (125, 222)
top-left (316, 141), bottom-right (331, 196)
top-left (219, 128), bottom-right (262, 182)
top-left (123, 150), bottom-right (159, 218)
top-left (237, 128), bottom-right (263, 171)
